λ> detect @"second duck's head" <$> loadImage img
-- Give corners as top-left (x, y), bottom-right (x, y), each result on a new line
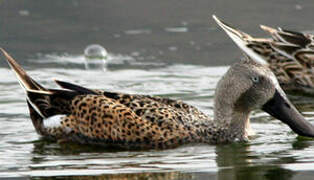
top-left (214, 57), bottom-right (314, 141)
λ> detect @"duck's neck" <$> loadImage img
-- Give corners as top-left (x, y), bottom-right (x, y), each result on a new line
top-left (213, 103), bottom-right (252, 142)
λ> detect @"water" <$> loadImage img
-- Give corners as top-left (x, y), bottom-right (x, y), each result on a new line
top-left (1, 55), bottom-right (314, 179)
top-left (2, 0), bottom-right (314, 179)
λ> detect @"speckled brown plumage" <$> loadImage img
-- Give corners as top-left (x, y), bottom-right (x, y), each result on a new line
top-left (246, 40), bottom-right (314, 89)
top-left (3, 47), bottom-right (314, 149)
top-left (1, 48), bottom-right (234, 149)
top-left (30, 81), bottom-right (230, 149)
top-left (60, 79), bottom-right (236, 148)
top-left (214, 16), bottom-right (314, 94)
top-left (60, 93), bottom-right (202, 148)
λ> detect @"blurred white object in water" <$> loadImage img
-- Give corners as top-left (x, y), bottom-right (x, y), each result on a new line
top-left (84, 44), bottom-right (108, 70)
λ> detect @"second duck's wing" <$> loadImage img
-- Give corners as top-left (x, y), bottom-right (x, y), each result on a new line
top-left (213, 16), bottom-right (314, 91)
top-left (260, 25), bottom-right (313, 48)
top-left (260, 25), bottom-right (314, 90)
top-left (261, 25), bottom-right (314, 71)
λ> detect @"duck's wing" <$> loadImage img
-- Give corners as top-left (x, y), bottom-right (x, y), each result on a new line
top-left (213, 16), bottom-right (314, 91)
top-left (261, 25), bottom-right (314, 69)
top-left (260, 25), bottom-right (314, 89)
top-left (55, 79), bottom-right (208, 120)
top-left (260, 25), bottom-right (312, 48)
top-left (55, 79), bottom-right (210, 125)
top-left (56, 80), bottom-right (210, 148)
top-left (1, 49), bottom-right (208, 149)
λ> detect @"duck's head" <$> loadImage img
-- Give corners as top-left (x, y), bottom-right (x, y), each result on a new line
top-left (214, 53), bottom-right (314, 140)
top-left (212, 15), bottom-right (314, 140)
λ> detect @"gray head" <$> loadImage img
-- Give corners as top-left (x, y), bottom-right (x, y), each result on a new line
top-left (214, 57), bottom-right (314, 139)
top-left (215, 59), bottom-right (275, 112)
top-left (213, 15), bottom-right (314, 139)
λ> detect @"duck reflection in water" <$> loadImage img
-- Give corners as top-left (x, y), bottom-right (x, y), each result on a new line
top-left (215, 144), bottom-right (295, 180)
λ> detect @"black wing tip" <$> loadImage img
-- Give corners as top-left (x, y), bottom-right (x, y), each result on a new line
top-left (54, 79), bottom-right (98, 95)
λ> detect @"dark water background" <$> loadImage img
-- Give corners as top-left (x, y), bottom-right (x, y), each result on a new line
top-left (1, 0), bottom-right (314, 179)
top-left (2, 0), bottom-right (314, 66)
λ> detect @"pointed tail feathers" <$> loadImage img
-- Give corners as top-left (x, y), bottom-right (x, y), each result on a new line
top-left (260, 25), bottom-right (311, 47)
top-left (0, 48), bottom-right (47, 91)
top-left (0, 49), bottom-right (77, 118)
top-left (212, 15), bottom-right (269, 65)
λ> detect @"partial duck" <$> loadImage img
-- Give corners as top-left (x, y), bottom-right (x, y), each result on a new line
top-left (1, 48), bottom-right (314, 149)
top-left (213, 15), bottom-right (314, 95)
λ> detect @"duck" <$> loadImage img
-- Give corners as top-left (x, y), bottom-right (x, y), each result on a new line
top-left (213, 15), bottom-right (314, 95)
top-left (1, 45), bottom-right (314, 149)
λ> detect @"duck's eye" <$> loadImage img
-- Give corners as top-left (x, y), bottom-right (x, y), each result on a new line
top-left (252, 76), bottom-right (259, 83)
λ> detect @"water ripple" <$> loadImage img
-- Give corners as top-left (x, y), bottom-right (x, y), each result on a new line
top-left (1, 55), bottom-right (314, 178)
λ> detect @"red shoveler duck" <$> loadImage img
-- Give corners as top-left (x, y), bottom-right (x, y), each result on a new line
top-left (213, 15), bottom-right (314, 95)
top-left (1, 45), bottom-right (314, 150)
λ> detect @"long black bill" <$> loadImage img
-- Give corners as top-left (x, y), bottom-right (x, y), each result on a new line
top-left (262, 90), bottom-right (314, 137)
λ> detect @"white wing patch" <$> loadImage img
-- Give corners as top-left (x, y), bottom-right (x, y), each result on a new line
top-left (43, 115), bottom-right (72, 133)
top-left (44, 115), bottom-right (66, 128)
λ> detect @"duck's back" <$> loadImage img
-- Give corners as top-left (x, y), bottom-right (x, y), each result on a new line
top-left (40, 81), bottom-right (211, 149)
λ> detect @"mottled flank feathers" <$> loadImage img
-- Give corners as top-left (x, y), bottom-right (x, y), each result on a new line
top-left (2, 48), bottom-right (235, 149)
